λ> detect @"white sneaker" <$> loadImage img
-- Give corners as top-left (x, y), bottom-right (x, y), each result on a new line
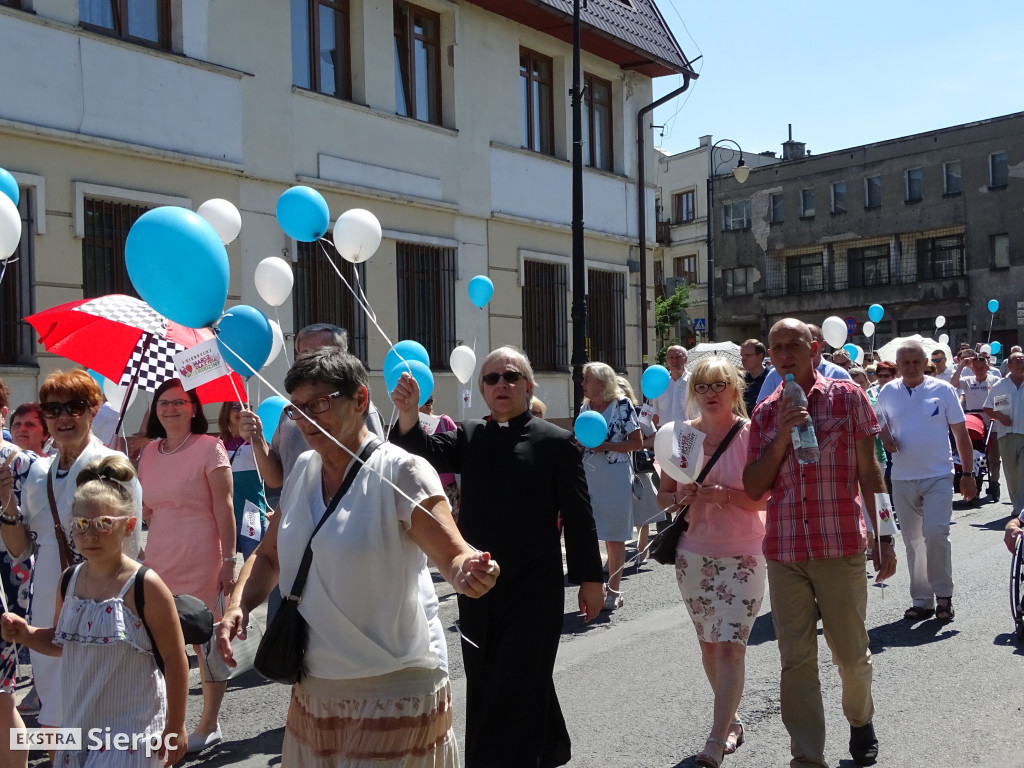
top-left (602, 588), bottom-right (623, 611)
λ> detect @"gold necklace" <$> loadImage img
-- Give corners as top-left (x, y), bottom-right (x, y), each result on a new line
top-left (85, 561), bottom-right (126, 600)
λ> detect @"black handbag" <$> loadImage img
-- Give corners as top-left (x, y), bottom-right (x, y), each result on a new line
top-left (648, 420), bottom-right (746, 565)
top-left (254, 439), bottom-right (381, 685)
top-left (632, 448), bottom-right (656, 473)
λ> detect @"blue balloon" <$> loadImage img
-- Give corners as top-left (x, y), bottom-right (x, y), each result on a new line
top-left (216, 305), bottom-right (274, 377)
top-left (387, 359), bottom-right (434, 407)
top-left (990, 341), bottom-right (1002, 355)
top-left (256, 396), bottom-right (289, 443)
top-left (125, 207), bottom-right (229, 329)
top-left (0, 168), bottom-right (18, 206)
top-left (867, 304), bottom-right (884, 323)
top-left (988, 299), bottom-right (999, 313)
top-left (276, 186), bottom-right (329, 242)
top-left (468, 275), bottom-right (494, 308)
top-left (574, 411), bottom-right (608, 449)
top-left (842, 343), bottom-right (859, 359)
top-left (87, 369), bottom-right (105, 389)
top-left (384, 340), bottom-right (430, 375)
top-left (641, 365), bottom-right (670, 400)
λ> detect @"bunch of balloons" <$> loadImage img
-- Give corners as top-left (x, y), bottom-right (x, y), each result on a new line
top-left (0, 167), bottom-right (20, 263)
top-left (384, 340), bottom-right (434, 406)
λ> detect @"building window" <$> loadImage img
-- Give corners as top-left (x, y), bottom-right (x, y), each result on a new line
top-left (522, 260), bottom-right (568, 371)
top-left (831, 181), bottom-right (847, 214)
top-left (723, 267), bottom-right (755, 298)
top-left (769, 193), bottom-right (784, 224)
top-left (905, 168), bottom-right (923, 202)
top-left (395, 242), bottom-right (457, 368)
top-left (0, 0), bottom-right (22, 7)
top-left (991, 234), bottom-right (1010, 269)
top-left (990, 151), bottom-right (1009, 188)
top-left (800, 188), bottom-right (815, 218)
top-left (582, 74), bottom-right (613, 171)
top-left (0, 189), bottom-right (33, 364)
top-left (587, 269), bottom-right (626, 371)
top-left (291, 0), bottom-right (351, 100)
top-left (943, 161), bottom-right (962, 195)
top-left (722, 200), bottom-right (751, 231)
top-left (80, 0), bottom-right (171, 50)
top-left (673, 254), bottom-right (697, 284)
top-left (394, 1), bottom-right (441, 125)
top-left (519, 48), bottom-right (554, 156)
top-left (848, 244), bottom-right (890, 288)
top-left (294, 237), bottom-right (368, 362)
top-left (82, 198), bottom-right (149, 299)
top-left (916, 234), bottom-right (965, 280)
top-left (865, 175), bottom-right (881, 208)
top-left (786, 253), bottom-right (824, 294)
top-left (672, 190), bottom-right (695, 224)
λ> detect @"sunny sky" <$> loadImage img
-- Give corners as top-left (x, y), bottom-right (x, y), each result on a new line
top-left (651, 0), bottom-right (1024, 159)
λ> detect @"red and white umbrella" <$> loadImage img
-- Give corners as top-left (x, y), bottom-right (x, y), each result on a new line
top-left (26, 294), bottom-right (246, 404)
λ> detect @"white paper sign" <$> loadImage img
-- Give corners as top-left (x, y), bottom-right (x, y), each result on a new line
top-left (994, 393), bottom-right (1011, 413)
top-left (638, 402), bottom-right (655, 427)
top-left (418, 411), bottom-right (441, 434)
top-left (462, 388), bottom-right (472, 409)
top-left (872, 493), bottom-right (899, 536)
top-left (240, 500), bottom-right (263, 541)
top-left (653, 421), bottom-right (705, 485)
top-left (173, 338), bottom-right (229, 391)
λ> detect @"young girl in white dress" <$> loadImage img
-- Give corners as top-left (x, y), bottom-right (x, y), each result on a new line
top-left (1, 455), bottom-right (189, 767)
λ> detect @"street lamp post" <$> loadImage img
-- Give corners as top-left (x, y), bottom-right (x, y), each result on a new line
top-left (569, 0), bottom-right (586, 416)
top-left (705, 139), bottom-right (749, 342)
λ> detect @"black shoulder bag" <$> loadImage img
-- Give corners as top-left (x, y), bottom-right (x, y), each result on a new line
top-left (253, 438), bottom-right (381, 685)
top-left (648, 420), bottom-right (746, 565)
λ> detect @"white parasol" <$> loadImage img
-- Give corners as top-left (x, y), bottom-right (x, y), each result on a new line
top-left (874, 334), bottom-right (952, 364)
top-left (685, 341), bottom-right (743, 371)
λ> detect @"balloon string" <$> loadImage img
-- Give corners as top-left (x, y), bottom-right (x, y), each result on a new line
top-left (317, 240), bottom-right (388, 346)
top-left (214, 335), bottom-right (466, 551)
top-left (274, 306), bottom-right (292, 368)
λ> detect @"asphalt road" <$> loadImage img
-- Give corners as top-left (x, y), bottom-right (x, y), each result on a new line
top-left (18, 482), bottom-right (1024, 767)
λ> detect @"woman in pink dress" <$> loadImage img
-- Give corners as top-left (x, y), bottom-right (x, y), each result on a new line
top-left (139, 379), bottom-right (234, 754)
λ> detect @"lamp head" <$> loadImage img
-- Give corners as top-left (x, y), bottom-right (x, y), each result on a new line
top-left (732, 159), bottom-right (750, 184)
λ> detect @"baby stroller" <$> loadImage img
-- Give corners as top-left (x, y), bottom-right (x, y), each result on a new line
top-left (1011, 534), bottom-right (1024, 642)
top-left (952, 413), bottom-right (991, 498)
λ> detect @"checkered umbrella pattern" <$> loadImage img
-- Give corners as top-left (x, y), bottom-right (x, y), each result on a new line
top-left (26, 294), bottom-right (245, 403)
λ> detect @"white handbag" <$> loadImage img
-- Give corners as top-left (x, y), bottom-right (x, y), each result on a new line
top-left (202, 596), bottom-right (263, 682)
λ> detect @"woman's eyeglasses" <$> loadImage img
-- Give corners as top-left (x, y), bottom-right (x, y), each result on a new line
top-left (482, 371), bottom-right (525, 386)
top-left (693, 381), bottom-right (728, 395)
top-left (876, 373), bottom-right (894, 380)
top-left (68, 516), bottom-right (133, 535)
top-left (40, 400), bottom-right (90, 419)
top-left (230, 403), bottom-right (244, 412)
top-left (156, 399), bottom-right (191, 409)
top-left (284, 391), bottom-right (343, 420)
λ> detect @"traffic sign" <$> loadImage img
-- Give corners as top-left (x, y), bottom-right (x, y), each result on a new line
top-left (694, 318), bottom-right (706, 331)
top-left (845, 317), bottom-right (858, 334)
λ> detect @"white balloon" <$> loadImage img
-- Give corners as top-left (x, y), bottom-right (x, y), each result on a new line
top-left (102, 378), bottom-right (138, 412)
top-left (449, 345), bottom-right (477, 384)
top-left (255, 256), bottom-right (294, 307)
top-left (935, 315), bottom-right (946, 329)
top-left (980, 343), bottom-right (991, 355)
top-left (939, 333), bottom-right (949, 345)
top-left (264, 319), bottom-right (285, 367)
top-left (821, 316), bottom-right (848, 349)
top-left (197, 198), bottom-right (242, 245)
top-left (333, 208), bottom-right (382, 264)
top-left (0, 193), bottom-right (22, 262)
top-left (863, 321), bottom-right (875, 338)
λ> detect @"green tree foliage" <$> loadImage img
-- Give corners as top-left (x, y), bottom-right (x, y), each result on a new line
top-left (655, 282), bottom-right (691, 340)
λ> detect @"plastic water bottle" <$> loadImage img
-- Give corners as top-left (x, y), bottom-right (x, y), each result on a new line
top-left (783, 374), bottom-right (819, 464)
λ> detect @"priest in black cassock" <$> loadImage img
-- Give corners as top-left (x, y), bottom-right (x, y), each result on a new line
top-left (391, 345), bottom-right (604, 768)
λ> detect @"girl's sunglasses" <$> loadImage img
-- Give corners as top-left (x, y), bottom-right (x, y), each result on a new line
top-left (68, 516), bottom-right (133, 535)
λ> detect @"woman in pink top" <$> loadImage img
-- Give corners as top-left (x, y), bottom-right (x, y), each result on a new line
top-left (139, 379), bottom-right (235, 754)
top-left (657, 358), bottom-right (767, 768)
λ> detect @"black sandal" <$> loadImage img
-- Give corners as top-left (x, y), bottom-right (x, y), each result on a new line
top-left (904, 605), bottom-right (934, 621)
top-left (935, 597), bottom-right (955, 621)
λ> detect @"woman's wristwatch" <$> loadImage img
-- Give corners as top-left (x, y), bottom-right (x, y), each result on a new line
top-left (876, 535), bottom-right (894, 545)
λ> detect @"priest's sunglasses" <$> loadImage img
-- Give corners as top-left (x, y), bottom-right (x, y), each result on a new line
top-left (482, 371), bottom-right (525, 386)
top-left (284, 391), bottom-right (343, 420)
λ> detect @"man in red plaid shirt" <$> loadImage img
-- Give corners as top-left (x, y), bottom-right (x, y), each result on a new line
top-left (743, 319), bottom-right (897, 768)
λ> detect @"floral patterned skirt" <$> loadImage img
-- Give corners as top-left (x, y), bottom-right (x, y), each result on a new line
top-left (675, 548), bottom-right (767, 646)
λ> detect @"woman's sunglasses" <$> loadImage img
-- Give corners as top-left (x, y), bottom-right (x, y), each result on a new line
top-left (40, 400), bottom-right (90, 419)
top-left (482, 371), bottom-right (525, 385)
top-left (68, 516), bottom-right (133, 535)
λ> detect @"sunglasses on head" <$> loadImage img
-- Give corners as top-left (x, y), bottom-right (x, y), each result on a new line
top-left (482, 371), bottom-right (525, 385)
top-left (40, 400), bottom-right (90, 419)
top-left (68, 515), bottom-right (133, 535)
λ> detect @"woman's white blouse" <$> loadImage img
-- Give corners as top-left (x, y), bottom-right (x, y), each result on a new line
top-left (277, 436), bottom-right (446, 680)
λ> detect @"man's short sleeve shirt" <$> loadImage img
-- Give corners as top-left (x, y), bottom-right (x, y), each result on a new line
top-left (748, 372), bottom-right (880, 562)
